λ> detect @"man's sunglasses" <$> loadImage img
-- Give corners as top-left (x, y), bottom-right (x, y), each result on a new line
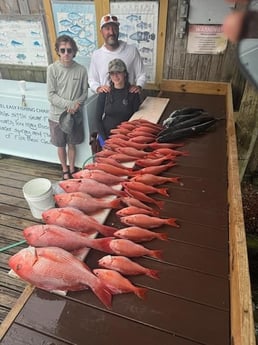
top-left (103, 15), bottom-right (118, 22)
top-left (59, 48), bottom-right (73, 54)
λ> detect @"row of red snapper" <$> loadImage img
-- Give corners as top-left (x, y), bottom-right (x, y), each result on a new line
top-left (9, 119), bottom-right (188, 309)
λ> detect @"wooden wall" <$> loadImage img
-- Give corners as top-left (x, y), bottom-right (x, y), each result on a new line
top-left (0, 0), bottom-right (257, 174)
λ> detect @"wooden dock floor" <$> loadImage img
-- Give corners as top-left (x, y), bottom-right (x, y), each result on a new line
top-left (0, 155), bottom-right (61, 323)
top-left (0, 91), bottom-right (231, 344)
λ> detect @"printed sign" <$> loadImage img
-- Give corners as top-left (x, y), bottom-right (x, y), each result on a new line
top-left (0, 16), bottom-right (49, 66)
top-left (187, 24), bottom-right (227, 54)
top-left (51, 0), bottom-right (97, 69)
top-left (111, 1), bottom-right (159, 83)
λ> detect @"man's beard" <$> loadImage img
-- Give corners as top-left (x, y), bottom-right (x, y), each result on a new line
top-left (106, 35), bottom-right (118, 46)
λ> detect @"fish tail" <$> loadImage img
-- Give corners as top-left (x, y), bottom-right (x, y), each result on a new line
top-left (150, 249), bottom-right (163, 259)
top-left (181, 151), bottom-right (189, 156)
top-left (155, 200), bottom-right (164, 209)
top-left (167, 218), bottom-right (180, 228)
top-left (135, 287), bottom-right (148, 300)
top-left (158, 188), bottom-right (169, 197)
top-left (92, 284), bottom-right (112, 309)
top-left (152, 209), bottom-right (160, 216)
top-left (158, 233), bottom-right (169, 241)
top-left (169, 177), bottom-right (180, 184)
top-left (146, 269), bottom-right (160, 280)
top-left (110, 198), bottom-right (121, 209)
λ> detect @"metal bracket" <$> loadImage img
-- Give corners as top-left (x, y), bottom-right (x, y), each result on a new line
top-left (178, 0), bottom-right (189, 38)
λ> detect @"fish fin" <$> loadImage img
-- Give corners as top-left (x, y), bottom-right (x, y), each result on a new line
top-left (93, 285), bottom-right (112, 309)
top-left (155, 200), bottom-right (164, 209)
top-left (167, 218), bottom-right (180, 228)
top-left (110, 198), bottom-right (121, 209)
top-left (147, 269), bottom-right (160, 280)
top-left (150, 249), bottom-right (163, 259)
top-left (169, 177), bottom-right (180, 184)
top-left (135, 287), bottom-right (148, 300)
top-left (158, 188), bottom-right (169, 197)
top-left (181, 151), bottom-right (189, 156)
top-left (158, 233), bottom-right (169, 241)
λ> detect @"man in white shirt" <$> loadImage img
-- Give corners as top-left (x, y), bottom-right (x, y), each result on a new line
top-left (88, 14), bottom-right (146, 94)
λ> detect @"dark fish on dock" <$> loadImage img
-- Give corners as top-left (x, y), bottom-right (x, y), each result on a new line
top-left (157, 119), bottom-right (217, 142)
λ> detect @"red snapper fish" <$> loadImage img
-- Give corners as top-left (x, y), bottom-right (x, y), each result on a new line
top-left (115, 146), bottom-right (147, 158)
top-left (109, 153), bottom-right (137, 163)
top-left (131, 173), bottom-right (180, 185)
top-left (147, 148), bottom-right (189, 157)
top-left (116, 206), bottom-right (159, 217)
top-left (42, 207), bottom-right (116, 237)
top-left (23, 224), bottom-right (93, 251)
top-left (129, 135), bottom-right (155, 144)
top-left (59, 178), bottom-right (124, 197)
top-left (72, 170), bottom-right (127, 185)
top-left (23, 226), bottom-right (115, 254)
top-left (54, 192), bottom-right (120, 214)
top-left (95, 150), bottom-right (114, 158)
top-left (95, 156), bottom-right (128, 169)
top-left (124, 189), bottom-right (164, 209)
top-left (93, 268), bottom-right (147, 299)
top-left (120, 214), bottom-right (179, 229)
top-left (9, 246), bottom-right (112, 309)
top-left (84, 163), bottom-right (136, 177)
top-left (122, 181), bottom-right (169, 197)
top-left (108, 238), bottom-right (162, 259)
top-left (121, 196), bottom-right (154, 211)
top-left (114, 226), bottom-right (168, 242)
top-left (149, 142), bottom-right (185, 149)
top-left (98, 255), bottom-right (159, 279)
top-left (135, 155), bottom-right (176, 168)
top-left (135, 162), bottom-right (176, 175)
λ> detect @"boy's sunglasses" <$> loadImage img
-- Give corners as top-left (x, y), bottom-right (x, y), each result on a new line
top-left (103, 15), bottom-right (118, 22)
top-left (59, 48), bottom-right (73, 54)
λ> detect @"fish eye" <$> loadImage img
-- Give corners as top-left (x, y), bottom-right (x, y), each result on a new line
top-left (17, 264), bottom-right (22, 270)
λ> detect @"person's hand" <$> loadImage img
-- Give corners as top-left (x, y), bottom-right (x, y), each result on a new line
top-left (67, 102), bottom-right (80, 114)
top-left (223, 0), bottom-right (249, 43)
top-left (129, 85), bottom-right (142, 93)
top-left (97, 85), bottom-right (110, 93)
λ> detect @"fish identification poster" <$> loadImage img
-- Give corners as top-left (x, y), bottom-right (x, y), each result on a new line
top-left (0, 16), bottom-right (49, 67)
top-left (111, 1), bottom-right (159, 83)
top-left (51, 1), bottom-right (97, 70)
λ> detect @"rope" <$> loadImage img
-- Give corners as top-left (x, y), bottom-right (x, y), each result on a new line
top-left (0, 240), bottom-right (26, 253)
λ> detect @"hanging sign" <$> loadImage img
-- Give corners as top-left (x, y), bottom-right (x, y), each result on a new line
top-left (187, 24), bottom-right (227, 54)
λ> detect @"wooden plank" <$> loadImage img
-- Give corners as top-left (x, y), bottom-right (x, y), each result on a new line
top-left (94, 0), bottom-right (110, 47)
top-left (226, 84), bottom-right (256, 345)
top-left (236, 82), bottom-right (258, 180)
top-left (0, 285), bottom-right (34, 341)
top-left (42, 0), bottom-right (57, 62)
top-left (154, 0), bottom-right (168, 86)
top-left (131, 96), bottom-right (169, 123)
top-left (160, 79), bottom-right (228, 95)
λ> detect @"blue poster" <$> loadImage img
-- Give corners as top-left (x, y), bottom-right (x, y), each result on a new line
top-left (51, 1), bottom-right (97, 69)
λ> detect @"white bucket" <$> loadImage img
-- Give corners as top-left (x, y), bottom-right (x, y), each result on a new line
top-left (23, 178), bottom-right (55, 219)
